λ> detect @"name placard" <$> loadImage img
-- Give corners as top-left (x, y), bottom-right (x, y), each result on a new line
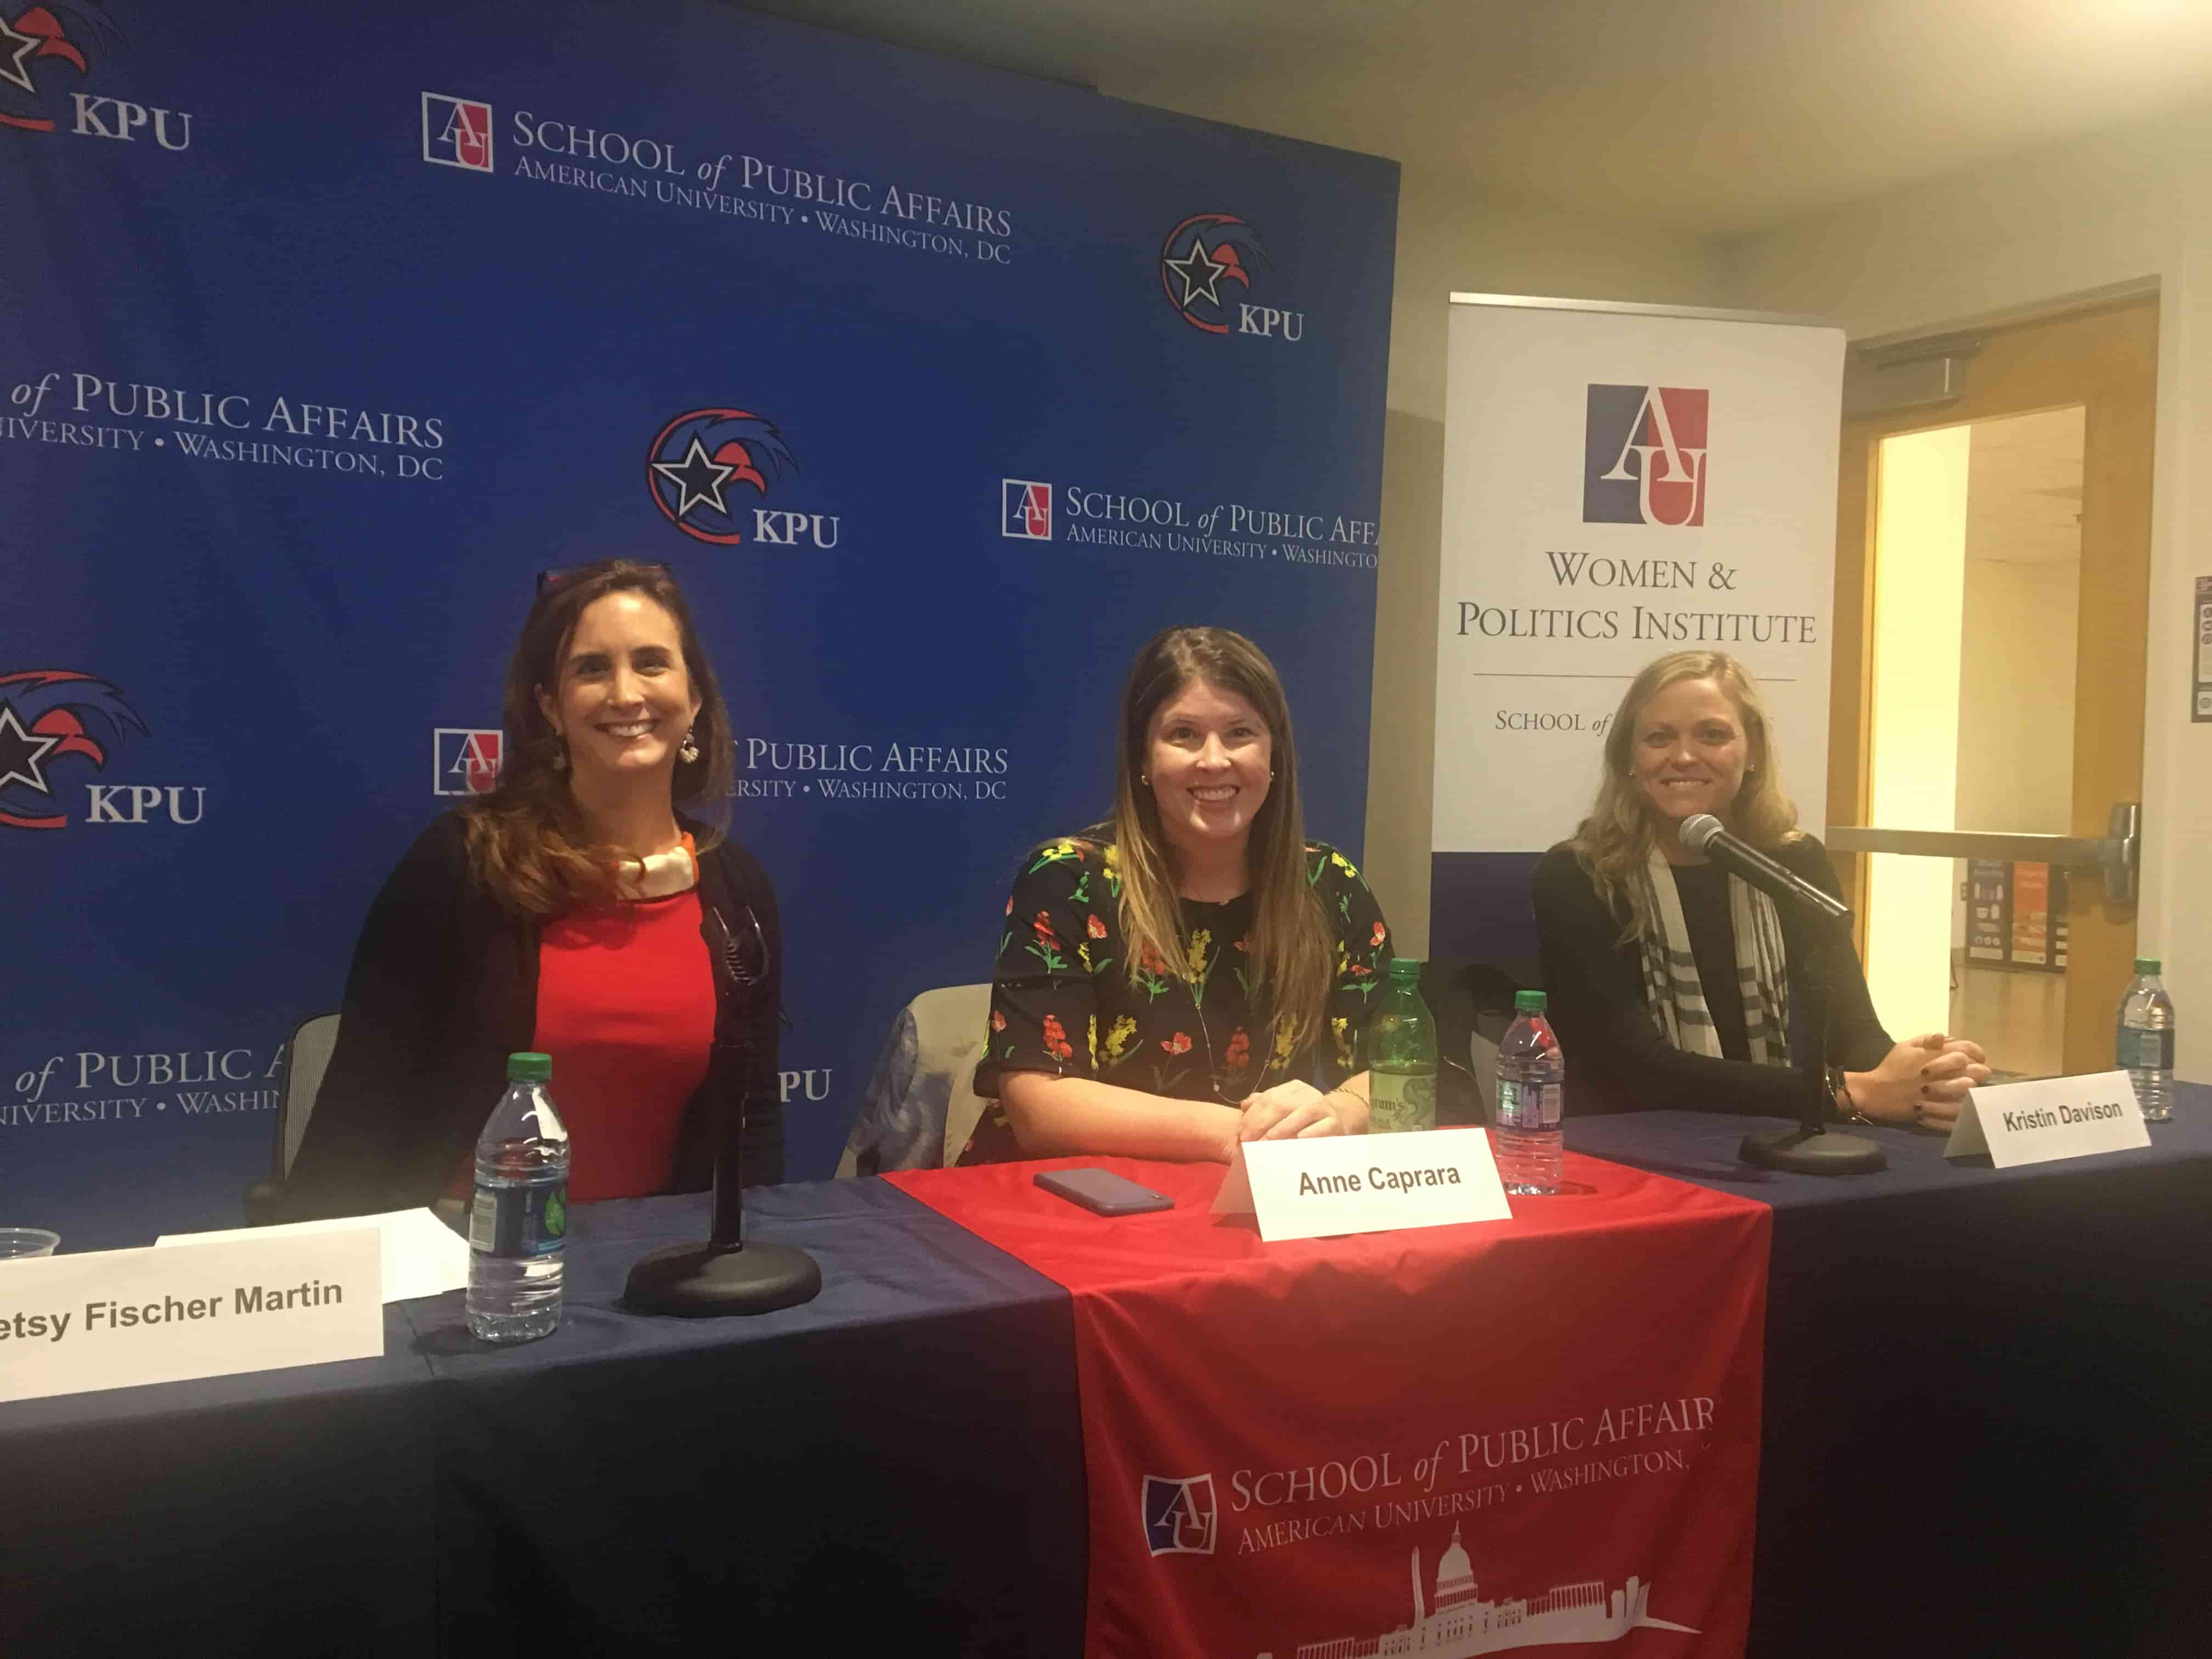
top-left (1212, 1127), bottom-right (1513, 1243)
top-left (0, 1227), bottom-right (382, 1404)
top-left (1945, 1070), bottom-right (2153, 1169)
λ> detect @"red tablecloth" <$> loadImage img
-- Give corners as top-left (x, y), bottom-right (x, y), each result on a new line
top-left (891, 1132), bottom-right (1770, 1659)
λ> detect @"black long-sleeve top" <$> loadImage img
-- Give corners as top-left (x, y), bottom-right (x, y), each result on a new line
top-left (262, 812), bottom-right (783, 1222)
top-left (1532, 834), bottom-right (1892, 1119)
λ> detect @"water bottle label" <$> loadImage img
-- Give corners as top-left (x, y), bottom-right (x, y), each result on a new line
top-left (1369, 1073), bottom-right (1436, 1133)
top-left (2120, 1029), bottom-right (2174, 1071)
top-left (469, 1181), bottom-right (568, 1259)
top-left (1497, 1079), bottom-right (1561, 1131)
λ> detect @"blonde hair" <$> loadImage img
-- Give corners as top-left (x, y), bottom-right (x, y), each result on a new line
top-left (1104, 627), bottom-right (1334, 1065)
top-left (460, 560), bottom-right (732, 916)
top-left (1570, 650), bottom-right (1801, 943)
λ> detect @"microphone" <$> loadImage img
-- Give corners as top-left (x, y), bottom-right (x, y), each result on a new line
top-left (1679, 815), bottom-right (1850, 924)
top-left (1678, 814), bottom-right (1886, 1177)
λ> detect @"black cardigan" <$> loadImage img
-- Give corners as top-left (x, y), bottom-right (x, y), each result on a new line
top-left (264, 813), bottom-right (783, 1222)
top-left (1532, 835), bottom-right (1892, 1119)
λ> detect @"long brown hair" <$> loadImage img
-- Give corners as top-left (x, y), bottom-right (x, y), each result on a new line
top-left (1107, 627), bottom-right (1334, 1063)
top-left (461, 560), bottom-right (734, 915)
top-left (1570, 649), bottom-right (1802, 942)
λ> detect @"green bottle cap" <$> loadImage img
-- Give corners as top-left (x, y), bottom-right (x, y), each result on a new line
top-left (2134, 957), bottom-right (2161, 975)
top-left (506, 1052), bottom-right (551, 1082)
top-left (1514, 990), bottom-right (1548, 1013)
top-left (1388, 957), bottom-right (1423, 979)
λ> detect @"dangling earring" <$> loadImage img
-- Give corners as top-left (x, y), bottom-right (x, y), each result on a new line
top-left (679, 726), bottom-right (701, 764)
top-left (1140, 774), bottom-right (1149, 787)
top-left (550, 738), bottom-right (568, 773)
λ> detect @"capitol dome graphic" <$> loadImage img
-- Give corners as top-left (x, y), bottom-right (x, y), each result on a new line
top-left (1256, 1523), bottom-right (1698, 1658)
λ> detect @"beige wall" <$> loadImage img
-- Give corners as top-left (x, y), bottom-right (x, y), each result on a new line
top-left (1723, 100), bottom-right (2209, 1078)
top-left (1957, 557), bottom-right (2079, 835)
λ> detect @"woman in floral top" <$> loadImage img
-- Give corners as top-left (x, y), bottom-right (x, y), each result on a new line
top-left (963, 626), bottom-right (1395, 1165)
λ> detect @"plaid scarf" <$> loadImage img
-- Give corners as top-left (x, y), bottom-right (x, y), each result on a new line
top-left (1636, 847), bottom-right (1793, 1066)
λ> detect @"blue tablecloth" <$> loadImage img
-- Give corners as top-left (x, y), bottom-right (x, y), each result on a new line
top-left (3, 1179), bottom-right (1081, 1658)
top-left (1568, 1087), bottom-right (2212, 1658)
top-left (9, 1091), bottom-right (2208, 1656)
top-left (400, 1177), bottom-right (1085, 1657)
top-left (1, 1303), bottom-right (439, 1653)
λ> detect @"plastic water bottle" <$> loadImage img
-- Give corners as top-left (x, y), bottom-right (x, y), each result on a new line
top-left (2115, 957), bottom-right (2175, 1124)
top-left (1364, 958), bottom-right (1437, 1133)
top-left (1495, 991), bottom-right (1564, 1195)
top-left (466, 1052), bottom-right (569, 1344)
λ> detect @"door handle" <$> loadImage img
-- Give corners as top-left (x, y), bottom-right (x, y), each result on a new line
top-left (1825, 803), bottom-right (2140, 903)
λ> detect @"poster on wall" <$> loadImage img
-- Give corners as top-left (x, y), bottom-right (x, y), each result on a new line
top-left (4, 0), bottom-right (1398, 1246)
top-left (1967, 859), bottom-right (2009, 962)
top-left (1429, 297), bottom-right (1844, 960)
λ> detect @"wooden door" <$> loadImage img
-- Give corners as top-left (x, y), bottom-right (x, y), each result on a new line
top-left (1830, 297), bottom-right (2155, 1073)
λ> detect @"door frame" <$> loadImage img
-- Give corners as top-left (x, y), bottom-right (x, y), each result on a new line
top-left (1830, 294), bottom-right (2157, 1073)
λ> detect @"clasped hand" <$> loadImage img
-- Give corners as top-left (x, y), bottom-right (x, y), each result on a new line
top-left (1849, 1033), bottom-right (1990, 1128)
top-left (1231, 1079), bottom-right (1357, 1152)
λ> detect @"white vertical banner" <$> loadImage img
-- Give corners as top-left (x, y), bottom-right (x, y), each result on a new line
top-left (1432, 297), bottom-right (1844, 891)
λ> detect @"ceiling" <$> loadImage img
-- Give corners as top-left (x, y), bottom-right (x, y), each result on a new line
top-left (747, 0), bottom-right (2212, 232)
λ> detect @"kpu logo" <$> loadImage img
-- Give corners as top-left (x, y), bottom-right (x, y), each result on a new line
top-left (1158, 213), bottom-right (1299, 341)
top-left (1583, 385), bottom-right (1708, 528)
top-left (648, 408), bottom-right (838, 549)
top-left (1002, 478), bottom-right (1051, 540)
top-left (1, 4), bottom-right (191, 148)
top-left (1141, 1473), bottom-right (1217, 1557)
top-left (0, 668), bottom-right (199, 829)
top-left (433, 728), bottom-right (503, 797)
top-left (421, 91), bottom-right (492, 172)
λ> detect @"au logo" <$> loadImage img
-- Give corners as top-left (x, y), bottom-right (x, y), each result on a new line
top-left (1001, 478), bottom-right (1051, 540)
top-left (433, 727), bottom-right (503, 797)
top-left (421, 91), bottom-right (492, 172)
top-left (1141, 1473), bottom-right (1217, 1557)
top-left (648, 408), bottom-right (838, 549)
top-left (1583, 385), bottom-right (1708, 528)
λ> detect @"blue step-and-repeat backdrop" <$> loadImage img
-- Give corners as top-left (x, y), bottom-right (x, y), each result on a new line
top-left (4, 0), bottom-right (1398, 1248)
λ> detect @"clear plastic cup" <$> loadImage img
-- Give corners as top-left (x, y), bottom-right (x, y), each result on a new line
top-left (0, 1228), bottom-right (60, 1260)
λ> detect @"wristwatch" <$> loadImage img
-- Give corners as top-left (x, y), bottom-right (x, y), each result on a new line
top-left (1825, 1063), bottom-right (1874, 1126)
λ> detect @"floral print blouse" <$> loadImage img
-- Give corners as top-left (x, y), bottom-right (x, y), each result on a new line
top-left (960, 836), bottom-right (1395, 1165)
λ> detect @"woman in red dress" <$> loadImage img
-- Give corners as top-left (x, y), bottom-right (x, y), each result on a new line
top-left (270, 560), bottom-right (783, 1220)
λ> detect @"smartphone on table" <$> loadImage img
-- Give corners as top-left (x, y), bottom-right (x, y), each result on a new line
top-left (1032, 1167), bottom-right (1175, 1216)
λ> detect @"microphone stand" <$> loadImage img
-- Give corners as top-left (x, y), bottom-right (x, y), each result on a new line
top-left (1738, 904), bottom-right (1888, 1177)
top-left (625, 906), bottom-right (822, 1316)
top-left (625, 1098), bottom-right (822, 1315)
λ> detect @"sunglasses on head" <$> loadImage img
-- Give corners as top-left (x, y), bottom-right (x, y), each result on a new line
top-left (706, 903), bottom-right (770, 989)
top-left (535, 560), bottom-right (674, 595)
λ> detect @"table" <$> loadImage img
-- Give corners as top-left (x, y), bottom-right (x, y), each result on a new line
top-left (890, 1141), bottom-right (1772, 1658)
top-left (1567, 1092), bottom-right (2212, 1658)
top-left (3, 1303), bottom-right (438, 1651)
top-left (400, 1177), bottom-right (1086, 1657)
top-left (9, 1092), bottom-right (2209, 1656)
top-left (7, 1180), bottom-right (1084, 1658)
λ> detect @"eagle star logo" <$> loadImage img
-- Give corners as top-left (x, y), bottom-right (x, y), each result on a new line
top-left (0, 3), bottom-right (116, 133)
top-left (646, 408), bottom-right (798, 546)
top-left (0, 669), bottom-right (146, 830)
top-left (1159, 213), bottom-right (1267, 335)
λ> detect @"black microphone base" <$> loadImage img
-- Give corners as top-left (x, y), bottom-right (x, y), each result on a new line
top-left (1740, 1126), bottom-right (1887, 1176)
top-left (623, 1240), bottom-right (822, 1317)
